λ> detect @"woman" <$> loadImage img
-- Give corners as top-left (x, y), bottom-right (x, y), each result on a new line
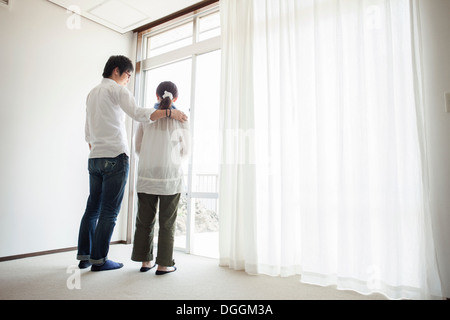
top-left (131, 81), bottom-right (190, 275)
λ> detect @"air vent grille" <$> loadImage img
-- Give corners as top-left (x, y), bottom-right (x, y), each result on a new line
top-left (0, 0), bottom-right (10, 9)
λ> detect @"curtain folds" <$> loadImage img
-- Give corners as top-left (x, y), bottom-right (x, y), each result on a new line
top-left (219, 0), bottom-right (442, 299)
top-left (219, 0), bottom-right (258, 273)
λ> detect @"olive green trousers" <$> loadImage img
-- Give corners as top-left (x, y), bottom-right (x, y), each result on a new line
top-left (131, 193), bottom-right (180, 267)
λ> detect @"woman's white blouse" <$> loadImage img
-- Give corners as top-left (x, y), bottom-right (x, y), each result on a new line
top-left (135, 116), bottom-right (191, 196)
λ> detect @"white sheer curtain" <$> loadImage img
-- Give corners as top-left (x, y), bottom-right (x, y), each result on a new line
top-left (219, 0), bottom-right (442, 300)
top-left (219, 0), bottom-right (259, 272)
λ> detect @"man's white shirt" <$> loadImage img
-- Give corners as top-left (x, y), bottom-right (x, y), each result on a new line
top-left (85, 78), bottom-right (155, 159)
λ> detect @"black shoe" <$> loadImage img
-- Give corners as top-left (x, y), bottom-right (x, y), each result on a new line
top-left (140, 264), bottom-right (156, 272)
top-left (155, 266), bottom-right (177, 275)
top-left (78, 260), bottom-right (92, 269)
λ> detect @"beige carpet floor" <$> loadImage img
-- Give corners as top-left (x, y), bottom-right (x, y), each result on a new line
top-left (0, 244), bottom-right (387, 300)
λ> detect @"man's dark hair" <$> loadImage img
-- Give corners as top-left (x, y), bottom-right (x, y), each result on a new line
top-left (102, 55), bottom-right (134, 78)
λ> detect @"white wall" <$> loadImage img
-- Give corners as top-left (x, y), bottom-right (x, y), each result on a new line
top-left (419, 0), bottom-right (450, 298)
top-left (0, 0), bottom-right (135, 257)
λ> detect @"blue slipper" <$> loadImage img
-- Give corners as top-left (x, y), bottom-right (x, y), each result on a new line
top-left (91, 260), bottom-right (123, 272)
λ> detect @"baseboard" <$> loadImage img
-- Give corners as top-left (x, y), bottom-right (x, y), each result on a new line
top-left (0, 241), bottom-right (128, 262)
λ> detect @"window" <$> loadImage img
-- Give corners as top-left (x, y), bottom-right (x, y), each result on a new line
top-left (130, 4), bottom-right (221, 259)
top-left (198, 11), bottom-right (221, 41)
top-left (147, 22), bottom-right (194, 58)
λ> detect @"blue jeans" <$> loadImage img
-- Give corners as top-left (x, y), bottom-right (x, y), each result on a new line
top-left (77, 153), bottom-right (129, 265)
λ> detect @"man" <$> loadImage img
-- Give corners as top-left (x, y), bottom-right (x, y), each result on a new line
top-left (77, 55), bottom-right (187, 272)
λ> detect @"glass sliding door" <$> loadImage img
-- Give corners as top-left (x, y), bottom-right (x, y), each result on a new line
top-left (188, 50), bottom-right (221, 258)
top-left (132, 5), bottom-right (221, 259)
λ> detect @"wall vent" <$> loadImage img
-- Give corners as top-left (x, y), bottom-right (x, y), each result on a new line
top-left (0, 0), bottom-right (11, 9)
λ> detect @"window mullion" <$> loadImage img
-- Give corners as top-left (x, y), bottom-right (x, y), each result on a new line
top-left (185, 17), bottom-right (199, 255)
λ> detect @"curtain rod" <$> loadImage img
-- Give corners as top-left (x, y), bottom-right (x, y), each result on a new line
top-left (133, 0), bottom-right (220, 33)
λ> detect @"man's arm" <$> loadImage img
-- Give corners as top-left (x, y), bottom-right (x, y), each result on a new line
top-left (118, 87), bottom-right (155, 123)
top-left (117, 85), bottom-right (187, 123)
top-left (150, 109), bottom-right (188, 122)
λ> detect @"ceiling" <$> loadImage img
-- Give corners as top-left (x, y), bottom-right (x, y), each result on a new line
top-left (48, 0), bottom-right (202, 34)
